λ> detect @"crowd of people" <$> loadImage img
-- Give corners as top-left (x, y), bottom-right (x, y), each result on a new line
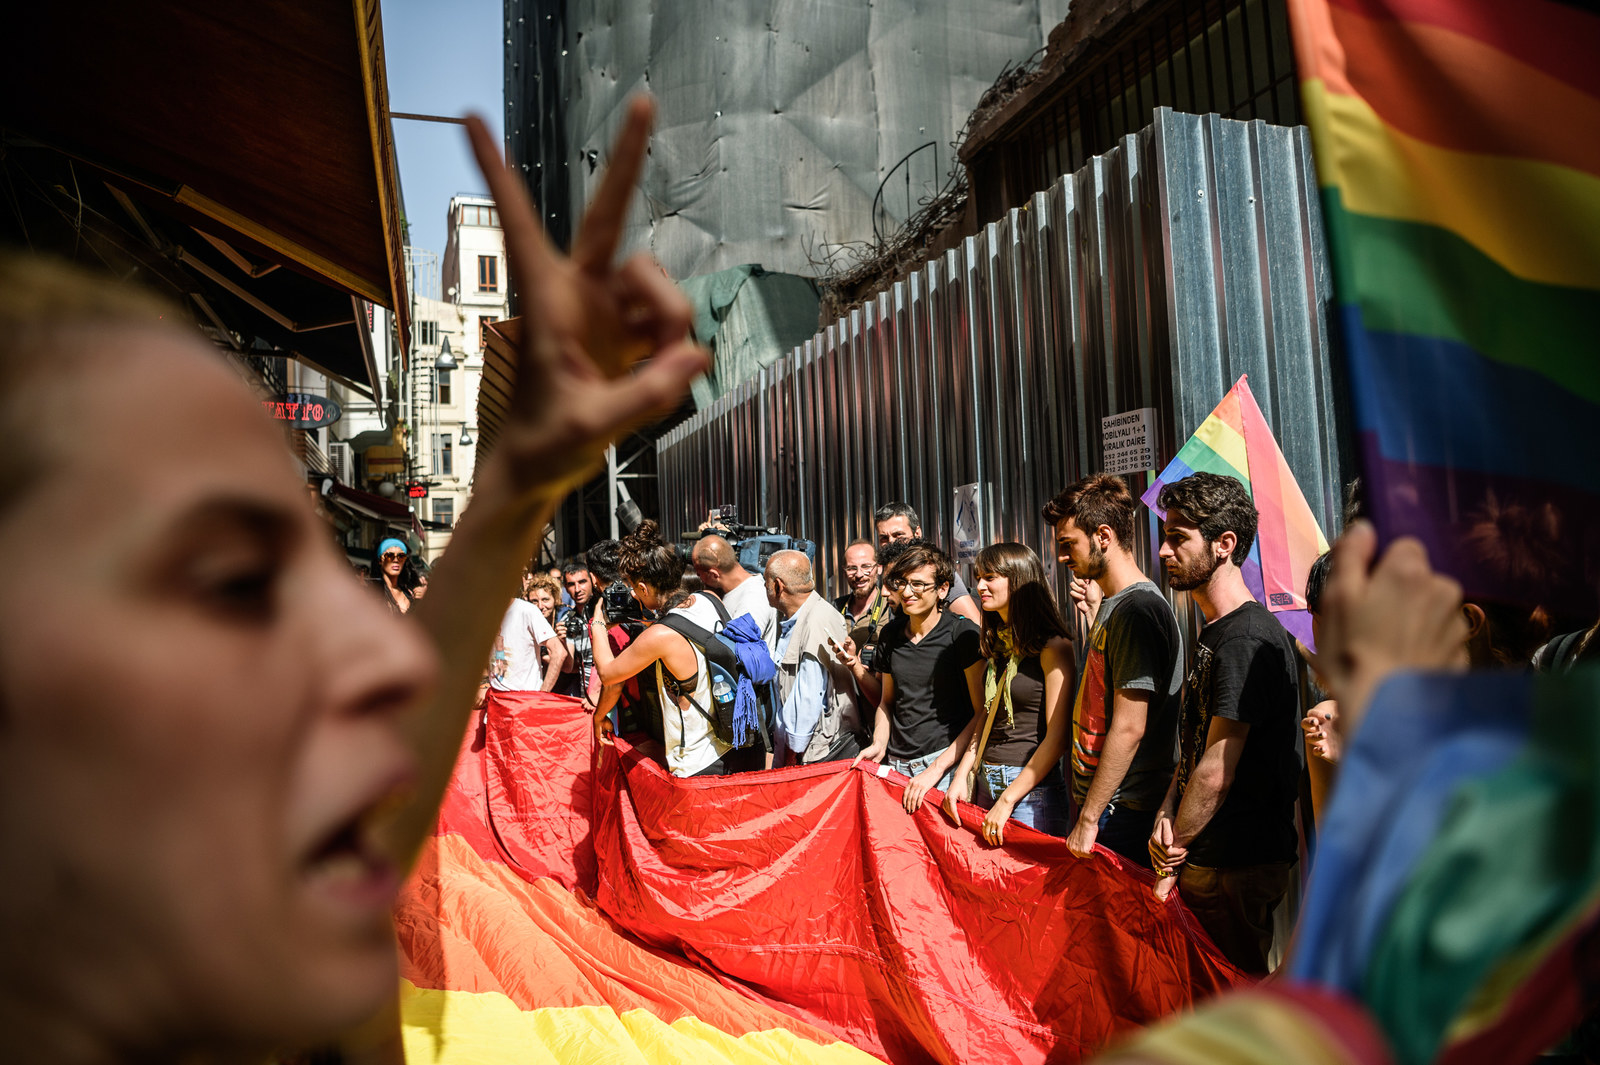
top-left (475, 460), bottom-right (1600, 984)
top-left (4, 92), bottom-right (1591, 1064)
top-left (477, 475), bottom-right (1322, 977)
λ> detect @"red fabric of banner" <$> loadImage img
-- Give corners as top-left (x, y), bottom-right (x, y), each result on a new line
top-left (454, 691), bottom-right (1249, 1063)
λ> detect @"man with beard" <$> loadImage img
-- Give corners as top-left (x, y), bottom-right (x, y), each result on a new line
top-left (1044, 474), bottom-right (1183, 866)
top-left (833, 538), bottom-right (890, 650)
top-left (1146, 472), bottom-right (1302, 975)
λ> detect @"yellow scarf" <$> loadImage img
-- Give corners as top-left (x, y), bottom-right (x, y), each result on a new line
top-left (983, 628), bottom-right (1020, 730)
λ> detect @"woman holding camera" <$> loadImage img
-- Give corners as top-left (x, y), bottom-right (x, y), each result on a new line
top-left (591, 521), bottom-right (760, 776)
top-left (942, 542), bottom-right (1076, 843)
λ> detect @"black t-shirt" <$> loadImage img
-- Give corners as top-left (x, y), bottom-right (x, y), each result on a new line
top-left (983, 654), bottom-right (1048, 768)
top-left (1176, 600), bottom-right (1304, 867)
top-left (876, 610), bottom-right (983, 760)
top-left (1069, 582), bottom-right (1184, 809)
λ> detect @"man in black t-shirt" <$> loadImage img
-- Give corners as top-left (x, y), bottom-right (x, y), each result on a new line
top-left (1148, 472), bottom-right (1303, 975)
top-left (854, 543), bottom-right (986, 813)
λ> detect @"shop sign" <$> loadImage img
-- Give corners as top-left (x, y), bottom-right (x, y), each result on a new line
top-left (405, 482), bottom-right (429, 498)
top-left (1101, 407), bottom-right (1156, 475)
top-left (264, 392), bottom-right (342, 430)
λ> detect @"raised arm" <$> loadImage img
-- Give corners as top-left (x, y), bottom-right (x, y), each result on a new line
top-left (385, 98), bottom-right (708, 865)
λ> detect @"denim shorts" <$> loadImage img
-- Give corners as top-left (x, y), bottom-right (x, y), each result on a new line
top-left (974, 762), bottom-right (1071, 837)
top-left (889, 751), bottom-right (955, 793)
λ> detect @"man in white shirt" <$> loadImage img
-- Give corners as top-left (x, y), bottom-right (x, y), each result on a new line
top-left (489, 597), bottom-right (568, 693)
top-left (691, 533), bottom-right (778, 652)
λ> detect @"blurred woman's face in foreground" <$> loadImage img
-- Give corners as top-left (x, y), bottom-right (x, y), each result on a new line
top-left (0, 324), bottom-right (438, 1055)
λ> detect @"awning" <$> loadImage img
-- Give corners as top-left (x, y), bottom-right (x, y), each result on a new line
top-left (1, 0), bottom-right (409, 391)
top-left (476, 317), bottom-right (521, 458)
top-left (326, 481), bottom-right (424, 542)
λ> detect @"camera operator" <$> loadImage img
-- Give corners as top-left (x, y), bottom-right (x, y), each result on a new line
top-left (561, 556), bottom-right (597, 697)
top-left (591, 522), bottom-right (762, 777)
top-left (691, 533), bottom-right (779, 653)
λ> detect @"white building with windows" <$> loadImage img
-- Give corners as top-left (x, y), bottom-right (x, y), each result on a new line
top-left (411, 194), bottom-right (508, 563)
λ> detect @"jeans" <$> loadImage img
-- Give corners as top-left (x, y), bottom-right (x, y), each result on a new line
top-left (1096, 803), bottom-right (1159, 869)
top-left (973, 763), bottom-right (1071, 837)
top-left (889, 751), bottom-right (955, 792)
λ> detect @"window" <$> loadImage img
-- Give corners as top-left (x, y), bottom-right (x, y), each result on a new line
top-left (477, 255), bottom-right (498, 292)
top-left (433, 497), bottom-right (455, 527)
top-left (436, 367), bottom-right (452, 405)
top-left (479, 315), bottom-right (499, 349)
top-left (433, 434), bottom-right (454, 477)
top-left (460, 204), bottom-right (500, 227)
top-left (417, 320), bottom-right (439, 346)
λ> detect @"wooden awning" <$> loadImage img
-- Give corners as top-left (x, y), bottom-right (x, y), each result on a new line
top-left (1, 0), bottom-right (409, 390)
top-left (476, 317), bottom-right (521, 458)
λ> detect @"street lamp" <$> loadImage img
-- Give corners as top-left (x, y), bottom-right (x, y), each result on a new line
top-left (434, 336), bottom-right (457, 371)
top-left (459, 425), bottom-right (475, 446)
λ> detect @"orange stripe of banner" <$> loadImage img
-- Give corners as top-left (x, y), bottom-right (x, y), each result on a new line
top-left (1327, 3), bottom-right (1600, 180)
top-left (399, 832), bottom-right (851, 1044)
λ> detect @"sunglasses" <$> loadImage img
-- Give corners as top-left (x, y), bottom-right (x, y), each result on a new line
top-left (381, 552), bottom-right (407, 563)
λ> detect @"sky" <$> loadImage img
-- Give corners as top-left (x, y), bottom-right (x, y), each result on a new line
top-left (383, 0), bottom-right (504, 294)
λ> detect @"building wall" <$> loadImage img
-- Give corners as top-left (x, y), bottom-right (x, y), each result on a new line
top-left (417, 196), bottom-right (509, 563)
top-left (658, 110), bottom-right (1341, 624)
top-left (508, 0), bottom-right (1069, 281)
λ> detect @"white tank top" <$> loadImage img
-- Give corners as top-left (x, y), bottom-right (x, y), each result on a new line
top-left (655, 594), bottom-right (733, 776)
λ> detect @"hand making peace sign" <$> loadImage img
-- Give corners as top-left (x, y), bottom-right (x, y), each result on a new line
top-left (463, 97), bottom-right (709, 501)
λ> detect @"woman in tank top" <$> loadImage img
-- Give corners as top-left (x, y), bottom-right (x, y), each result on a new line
top-left (943, 542), bottom-right (1076, 843)
top-left (590, 521), bottom-right (754, 777)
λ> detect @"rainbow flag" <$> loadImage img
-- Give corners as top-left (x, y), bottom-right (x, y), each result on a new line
top-left (397, 692), bottom-right (1250, 1063)
top-left (1285, 0), bottom-right (1600, 621)
top-left (1141, 375), bottom-right (1330, 648)
top-left (1286, 667), bottom-right (1600, 1065)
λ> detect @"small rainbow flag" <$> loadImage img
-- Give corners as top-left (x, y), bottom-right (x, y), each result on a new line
top-left (1285, 0), bottom-right (1600, 620)
top-left (1141, 375), bottom-right (1330, 648)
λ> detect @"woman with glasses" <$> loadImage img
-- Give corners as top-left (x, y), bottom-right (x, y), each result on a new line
top-left (372, 538), bottom-right (415, 614)
top-left (942, 543), bottom-right (1075, 843)
top-left (852, 543), bottom-right (986, 814)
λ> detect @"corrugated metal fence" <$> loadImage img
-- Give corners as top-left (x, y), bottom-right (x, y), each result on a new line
top-left (658, 108), bottom-right (1344, 601)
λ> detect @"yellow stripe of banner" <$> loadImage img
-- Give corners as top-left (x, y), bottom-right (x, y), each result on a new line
top-left (1303, 79), bottom-right (1600, 292)
top-left (399, 982), bottom-right (884, 1065)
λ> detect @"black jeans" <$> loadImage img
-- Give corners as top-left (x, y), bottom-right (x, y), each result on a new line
top-left (1097, 803), bottom-right (1158, 869)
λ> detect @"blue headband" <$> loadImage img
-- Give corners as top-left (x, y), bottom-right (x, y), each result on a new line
top-left (378, 538), bottom-right (407, 556)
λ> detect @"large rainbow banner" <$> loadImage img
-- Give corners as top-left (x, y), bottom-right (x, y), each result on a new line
top-left (396, 692), bottom-right (1248, 1063)
top-left (1285, 0), bottom-right (1600, 620)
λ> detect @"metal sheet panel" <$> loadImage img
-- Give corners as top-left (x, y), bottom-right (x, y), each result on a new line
top-left (657, 109), bottom-right (1342, 607)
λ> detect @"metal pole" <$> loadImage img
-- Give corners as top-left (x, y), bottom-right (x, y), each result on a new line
top-left (606, 443), bottom-right (619, 540)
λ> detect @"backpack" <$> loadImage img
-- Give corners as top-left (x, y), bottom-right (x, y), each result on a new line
top-left (656, 596), bottom-right (777, 753)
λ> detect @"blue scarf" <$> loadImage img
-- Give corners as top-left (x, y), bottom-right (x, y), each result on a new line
top-left (720, 613), bottom-right (775, 747)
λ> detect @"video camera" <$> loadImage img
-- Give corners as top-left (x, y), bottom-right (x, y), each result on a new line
top-left (679, 505), bottom-right (817, 573)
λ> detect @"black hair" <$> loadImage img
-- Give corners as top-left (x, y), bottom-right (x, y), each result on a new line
top-left (874, 502), bottom-right (920, 531)
top-left (877, 536), bottom-right (918, 569)
top-left (1157, 472), bottom-right (1259, 565)
top-left (1305, 551), bottom-right (1333, 614)
top-left (1042, 473), bottom-right (1137, 547)
top-left (585, 540), bottom-right (622, 585)
top-left (399, 554), bottom-right (430, 595)
top-left (617, 521), bottom-right (682, 595)
top-left (973, 542), bottom-right (1070, 659)
top-left (886, 541), bottom-right (954, 592)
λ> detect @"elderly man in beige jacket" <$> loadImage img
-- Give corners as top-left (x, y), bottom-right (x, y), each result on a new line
top-left (764, 551), bottom-right (868, 764)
